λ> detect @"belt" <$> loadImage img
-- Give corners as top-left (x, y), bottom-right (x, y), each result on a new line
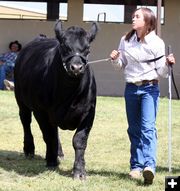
top-left (128, 79), bottom-right (159, 86)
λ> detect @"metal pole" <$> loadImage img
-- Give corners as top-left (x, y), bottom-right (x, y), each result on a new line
top-left (156, 0), bottom-right (162, 37)
top-left (168, 45), bottom-right (172, 172)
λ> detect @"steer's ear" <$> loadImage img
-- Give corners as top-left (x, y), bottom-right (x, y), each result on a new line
top-left (54, 20), bottom-right (64, 42)
top-left (88, 22), bottom-right (99, 43)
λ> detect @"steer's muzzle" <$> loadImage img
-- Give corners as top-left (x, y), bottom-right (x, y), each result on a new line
top-left (70, 63), bottom-right (84, 76)
top-left (62, 52), bottom-right (87, 77)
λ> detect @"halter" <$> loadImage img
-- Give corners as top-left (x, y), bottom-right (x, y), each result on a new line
top-left (62, 52), bottom-right (89, 72)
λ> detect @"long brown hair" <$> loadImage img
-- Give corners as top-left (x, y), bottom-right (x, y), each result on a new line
top-left (125, 7), bottom-right (157, 41)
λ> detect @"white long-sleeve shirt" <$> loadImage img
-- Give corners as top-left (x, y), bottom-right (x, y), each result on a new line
top-left (113, 31), bottom-right (168, 83)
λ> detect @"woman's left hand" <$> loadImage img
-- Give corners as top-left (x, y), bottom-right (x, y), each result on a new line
top-left (166, 54), bottom-right (176, 66)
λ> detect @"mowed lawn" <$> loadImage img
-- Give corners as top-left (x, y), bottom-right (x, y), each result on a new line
top-left (0, 91), bottom-right (180, 191)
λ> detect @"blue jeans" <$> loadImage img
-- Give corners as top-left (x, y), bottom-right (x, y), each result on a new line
top-left (0, 64), bottom-right (14, 90)
top-left (124, 82), bottom-right (160, 173)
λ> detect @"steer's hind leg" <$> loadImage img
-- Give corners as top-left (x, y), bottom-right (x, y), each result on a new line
top-left (19, 104), bottom-right (35, 158)
top-left (33, 111), bottom-right (63, 167)
top-left (57, 131), bottom-right (64, 160)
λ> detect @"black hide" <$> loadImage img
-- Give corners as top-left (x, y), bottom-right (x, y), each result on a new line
top-left (14, 20), bottom-right (99, 179)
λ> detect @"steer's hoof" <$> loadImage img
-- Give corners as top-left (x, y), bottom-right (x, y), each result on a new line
top-left (24, 152), bottom-right (34, 159)
top-left (73, 171), bottom-right (86, 180)
top-left (46, 159), bottom-right (60, 168)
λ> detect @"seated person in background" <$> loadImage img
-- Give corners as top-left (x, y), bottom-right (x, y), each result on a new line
top-left (0, 40), bottom-right (22, 90)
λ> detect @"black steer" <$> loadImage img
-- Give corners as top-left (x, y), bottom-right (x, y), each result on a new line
top-left (14, 20), bottom-right (98, 179)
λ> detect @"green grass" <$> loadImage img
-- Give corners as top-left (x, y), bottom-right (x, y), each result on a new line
top-left (0, 91), bottom-right (180, 191)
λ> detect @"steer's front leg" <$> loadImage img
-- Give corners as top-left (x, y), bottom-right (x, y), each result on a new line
top-left (72, 128), bottom-right (90, 180)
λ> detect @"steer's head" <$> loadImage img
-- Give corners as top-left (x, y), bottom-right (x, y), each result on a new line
top-left (55, 20), bottom-right (99, 77)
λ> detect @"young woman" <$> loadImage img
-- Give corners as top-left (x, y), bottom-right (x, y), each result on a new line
top-left (110, 8), bottom-right (175, 185)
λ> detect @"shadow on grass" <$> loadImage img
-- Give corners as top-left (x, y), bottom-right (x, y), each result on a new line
top-left (0, 149), bottom-right (48, 176)
top-left (87, 169), bottom-right (129, 179)
top-left (1, 149), bottom-right (178, 183)
top-left (0, 150), bottom-right (126, 179)
top-left (87, 166), bottom-right (180, 186)
top-left (87, 169), bottom-right (145, 186)
top-left (0, 149), bottom-right (132, 181)
top-left (0, 149), bottom-right (80, 179)
top-left (156, 165), bottom-right (180, 173)
top-left (0, 149), bottom-right (71, 178)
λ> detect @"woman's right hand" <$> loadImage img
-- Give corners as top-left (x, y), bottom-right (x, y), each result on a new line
top-left (110, 50), bottom-right (120, 60)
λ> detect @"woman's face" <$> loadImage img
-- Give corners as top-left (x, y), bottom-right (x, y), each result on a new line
top-left (132, 9), bottom-right (145, 31)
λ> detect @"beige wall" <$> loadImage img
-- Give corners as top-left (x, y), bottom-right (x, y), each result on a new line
top-left (0, 0), bottom-right (179, 98)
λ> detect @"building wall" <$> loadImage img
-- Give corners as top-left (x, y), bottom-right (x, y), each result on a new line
top-left (0, 0), bottom-right (179, 98)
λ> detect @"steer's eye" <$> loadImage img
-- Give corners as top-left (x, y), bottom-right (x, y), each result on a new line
top-left (61, 45), bottom-right (72, 56)
top-left (84, 49), bottom-right (90, 56)
top-left (82, 46), bottom-right (90, 56)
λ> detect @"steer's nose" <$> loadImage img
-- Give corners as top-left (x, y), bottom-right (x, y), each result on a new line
top-left (70, 63), bottom-right (83, 74)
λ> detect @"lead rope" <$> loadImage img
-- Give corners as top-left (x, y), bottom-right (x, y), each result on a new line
top-left (88, 58), bottom-right (111, 64)
top-left (88, 49), bottom-right (164, 65)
